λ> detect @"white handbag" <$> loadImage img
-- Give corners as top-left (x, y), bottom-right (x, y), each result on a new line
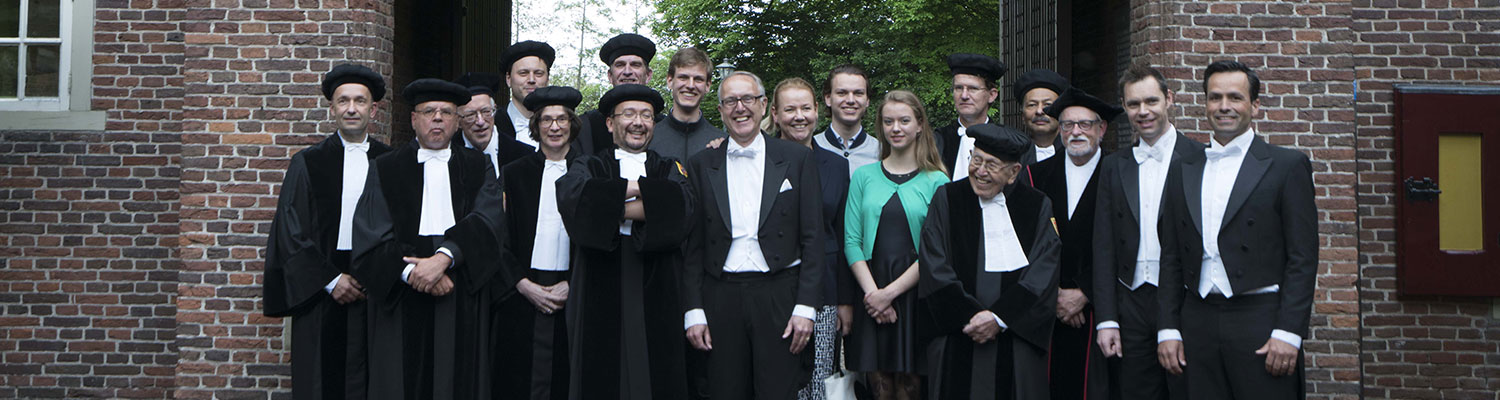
top-left (822, 343), bottom-right (857, 400)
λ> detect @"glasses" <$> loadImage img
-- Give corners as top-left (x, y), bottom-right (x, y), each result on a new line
top-left (969, 155), bottom-right (1013, 175)
top-left (720, 95), bottom-right (765, 108)
top-left (952, 85), bottom-right (987, 95)
top-left (460, 107), bottom-right (496, 122)
top-left (1059, 119), bottom-right (1102, 131)
top-left (538, 116), bottom-right (570, 127)
top-left (613, 111), bottom-right (653, 122)
top-left (419, 108), bottom-right (456, 119)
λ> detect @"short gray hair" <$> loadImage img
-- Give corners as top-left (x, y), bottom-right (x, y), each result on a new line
top-left (719, 70), bottom-right (765, 98)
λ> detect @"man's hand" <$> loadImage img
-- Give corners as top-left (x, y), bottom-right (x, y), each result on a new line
top-left (1057, 288), bottom-right (1088, 319)
top-left (427, 275), bottom-right (455, 296)
top-left (626, 180), bottom-right (641, 199)
top-left (1097, 327), bottom-right (1122, 357)
top-left (1256, 337), bottom-right (1298, 376)
top-left (1158, 340), bottom-right (1186, 375)
top-left (517, 279), bottom-right (558, 314)
top-left (544, 281), bottom-right (570, 309)
top-left (331, 273), bottom-right (365, 304)
top-left (705, 137), bottom-right (726, 149)
top-left (836, 305), bottom-right (854, 336)
top-left (1061, 311), bottom-right (1087, 328)
top-left (962, 311), bottom-right (1001, 344)
top-left (403, 253), bottom-right (452, 292)
top-left (687, 324), bottom-right (713, 351)
top-left (784, 316), bottom-right (815, 354)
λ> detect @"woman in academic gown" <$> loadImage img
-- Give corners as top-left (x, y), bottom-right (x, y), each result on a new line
top-left (843, 91), bottom-right (949, 399)
top-left (917, 123), bottom-right (1061, 400)
top-left (493, 86), bottom-right (584, 400)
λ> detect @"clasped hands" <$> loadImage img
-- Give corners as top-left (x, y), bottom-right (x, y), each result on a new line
top-left (403, 253), bottom-right (454, 296)
top-left (863, 287), bottom-right (899, 324)
top-left (517, 279), bottom-right (569, 314)
top-left (1056, 288), bottom-right (1089, 328)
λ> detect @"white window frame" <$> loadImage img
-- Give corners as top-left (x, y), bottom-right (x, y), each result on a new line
top-left (0, 0), bottom-right (103, 130)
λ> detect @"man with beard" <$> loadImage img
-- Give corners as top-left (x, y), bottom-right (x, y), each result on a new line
top-left (556, 84), bottom-right (695, 400)
top-left (918, 123), bottom-right (1061, 399)
top-left (1156, 60), bottom-right (1316, 400)
top-left (350, 78), bottom-right (510, 400)
top-left (935, 53), bottom-right (1006, 181)
top-left (683, 71), bottom-right (823, 400)
top-left (1092, 64), bottom-right (1199, 400)
top-left (1012, 69), bottom-right (1070, 164)
top-left (650, 47), bottom-right (727, 162)
top-left (812, 64), bottom-right (880, 176)
top-left (264, 63), bottom-right (391, 400)
top-left (453, 71), bottom-right (536, 176)
top-left (577, 33), bottom-right (658, 156)
top-left (495, 86), bottom-right (586, 400)
top-left (1030, 87), bottom-right (1120, 400)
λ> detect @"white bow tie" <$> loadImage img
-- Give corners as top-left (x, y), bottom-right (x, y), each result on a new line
top-left (417, 148), bottom-right (451, 164)
top-left (344, 141), bottom-right (369, 153)
top-left (1204, 145), bottom-right (1241, 162)
top-left (727, 145), bottom-right (759, 159)
top-left (614, 149), bottom-right (647, 162)
top-left (1133, 145), bottom-right (1163, 164)
top-left (544, 159), bottom-right (568, 171)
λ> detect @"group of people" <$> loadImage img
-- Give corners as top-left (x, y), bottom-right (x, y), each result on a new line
top-left (263, 32), bottom-right (1317, 400)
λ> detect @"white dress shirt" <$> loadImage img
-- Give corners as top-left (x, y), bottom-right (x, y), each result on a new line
top-left (1097, 126), bottom-right (1177, 330)
top-left (507, 102), bottom-right (537, 148)
top-left (530, 159), bottom-right (571, 271)
top-left (1035, 144), bottom-right (1056, 162)
top-left (1157, 128), bottom-right (1299, 348)
top-left (1063, 150), bottom-right (1101, 218)
top-left (951, 117), bottom-right (986, 181)
top-left (979, 193), bottom-right (1027, 330)
top-left (326, 135), bottom-right (371, 293)
top-left (464, 128), bottom-right (502, 178)
top-left (616, 149), bottom-right (648, 235)
top-left (684, 135), bottom-right (815, 329)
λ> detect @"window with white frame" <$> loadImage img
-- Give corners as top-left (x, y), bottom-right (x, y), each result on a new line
top-left (1, 0), bottom-right (73, 111)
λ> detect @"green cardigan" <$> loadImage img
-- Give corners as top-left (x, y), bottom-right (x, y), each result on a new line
top-left (843, 162), bottom-right (948, 266)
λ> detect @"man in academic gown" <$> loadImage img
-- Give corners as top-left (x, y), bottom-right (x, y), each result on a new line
top-left (1012, 69), bottom-right (1070, 165)
top-left (1092, 65), bottom-right (1198, 400)
top-left (682, 71), bottom-right (823, 400)
top-left (495, 86), bottom-right (585, 400)
top-left (555, 84), bottom-right (695, 400)
top-left (918, 123), bottom-right (1061, 400)
top-left (577, 33), bottom-right (659, 156)
top-left (1156, 60), bottom-right (1317, 400)
top-left (1031, 87), bottom-right (1118, 400)
top-left (452, 70), bottom-right (537, 174)
top-left (350, 78), bottom-right (510, 400)
top-left (263, 63), bottom-right (391, 400)
top-left (935, 53), bottom-right (1006, 180)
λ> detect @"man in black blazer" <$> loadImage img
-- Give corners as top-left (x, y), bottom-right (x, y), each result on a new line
top-left (1092, 65), bottom-right (1201, 400)
top-left (1031, 87), bottom-right (1119, 400)
top-left (1156, 60), bottom-right (1317, 399)
top-left (682, 71), bottom-right (824, 400)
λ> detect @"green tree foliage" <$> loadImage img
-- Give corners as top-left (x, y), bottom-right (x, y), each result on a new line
top-left (652, 0), bottom-right (999, 130)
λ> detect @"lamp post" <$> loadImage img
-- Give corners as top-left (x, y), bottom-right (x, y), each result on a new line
top-left (715, 60), bottom-right (736, 80)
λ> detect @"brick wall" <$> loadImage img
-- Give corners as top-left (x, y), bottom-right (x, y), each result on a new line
top-left (0, 0), bottom-right (185, 398)
top-left (1352, 0), bottom-right (1500, 398)
top-left (1128, 1), bottom-right (1363, 398)
top-left (174, 0), bottom-right (395, 398)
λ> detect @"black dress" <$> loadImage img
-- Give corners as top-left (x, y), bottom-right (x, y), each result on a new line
top-left (847, 167), bottom-right (921, 373)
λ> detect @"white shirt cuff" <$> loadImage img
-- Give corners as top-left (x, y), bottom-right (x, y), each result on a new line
top-left (684, 308), bottom-right (707, 331)
top-left (401, 264), bottom-right (415, 283)
top-left (792, 305), bottom-right (817, 321)
top-left (1270, 329), bottom-right (1302, 349)
top-left (1097, 320), bottom-right (1120, 330)
top-left (1157, 329), bottom-right (1183, 343)
top-left (992, 313), bottom-right (1008, 331)
top-left (435, 247), bottom-right (455, 268)
top-left (324, 275), bottom-right (342, 294)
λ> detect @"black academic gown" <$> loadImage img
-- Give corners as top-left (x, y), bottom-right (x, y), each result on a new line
top-left (918, 180), bottom-right (1061, 400)
top-left (1030, 152), bottom-right (1111, 400)
top-left (494, 148), bottom-right (583, 400)
top-left (451, 108), bottom-right (538, 172)
top-left (264, 133), bottom-right (392, 400)
top-left (940, 120), bottom-right (1037, 188)
top-left (555, 149), bottom-right (695, 400)
top-left (578, 109), bottom-right (666, 157)
top-left (350, 141), bottom-right (510, 400)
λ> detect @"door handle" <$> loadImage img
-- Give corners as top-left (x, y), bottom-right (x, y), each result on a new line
top-left (1404, 176), bottom-right (1441, 202)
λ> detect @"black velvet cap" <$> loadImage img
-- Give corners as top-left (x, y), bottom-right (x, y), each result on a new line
top-left (402, 78), bottom-right (471, 107)
top-left (1011, 68), bottom-right (1070, 105)
top-left (522, 86), bottom-right (583, 112)
top-left (322, 63), bottom-right (385, 101)
top-left (599, 33), bottom-right (656, 65)
top-left (501, 41), bottom-right (556, 72)
top-left (967, 123), bottom-right (1031, 163)
top-left (596, 84), bottom-right (664, 116)
top-left (947, 53), bottom-right (1007, 84)
top-left (1043, 87), bottom-right (1124, 122)
top-left (453, 72), bottom-right (502, 97)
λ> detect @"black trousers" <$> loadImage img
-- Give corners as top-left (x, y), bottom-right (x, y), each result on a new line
top-left (701, 269), bottom-right (814, 400)
top-left (1116, 284), bottom-right (1186, 400)
top-left (1181, 292), bottom-right (1302, 399)
top-left (1049, 304), bottom-right (1111, 400)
